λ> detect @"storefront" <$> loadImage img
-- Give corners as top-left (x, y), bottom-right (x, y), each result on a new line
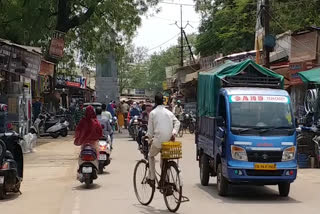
top-left (55, 75), bottom-right (93, 107)
top-left (0, 39), bottom-right (41, 136)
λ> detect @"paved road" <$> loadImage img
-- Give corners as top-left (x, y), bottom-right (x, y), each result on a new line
top-left (1, 132), bottom-right (320, 214)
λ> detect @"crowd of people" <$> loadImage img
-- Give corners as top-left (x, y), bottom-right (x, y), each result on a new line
top-left (73, 93), bottom-right (182, 188)
top-left (73, 96), bottom-right (185, 143)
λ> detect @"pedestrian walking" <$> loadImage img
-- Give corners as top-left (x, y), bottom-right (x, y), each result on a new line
top-left (121, 100), bottom-right (129, 129)
top-left (116, 103), bottom-right (124, 133)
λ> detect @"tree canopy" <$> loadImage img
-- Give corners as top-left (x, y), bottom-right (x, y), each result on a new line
top-left (0, 0), bottom-right (159, 64)
top-left (194, 0), bottom-right (320, 57)
top-left (118, 34), bottom-right (197, 93)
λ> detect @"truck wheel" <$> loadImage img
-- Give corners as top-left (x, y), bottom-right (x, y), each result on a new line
top-left (200, 154), bottom-right (210, 186)
top-left (278, 183), bottom-right (290, 197)
top-left (217, 163), bottom-right (229, 196)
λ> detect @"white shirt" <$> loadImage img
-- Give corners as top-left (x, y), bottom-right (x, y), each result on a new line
top-left (102, 111), bottom-right (112, 121)
top-left (147, 105), bottom-right (180, 148)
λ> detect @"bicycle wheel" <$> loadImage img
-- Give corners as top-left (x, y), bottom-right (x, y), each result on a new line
top-left (133, 159), bottom-right (155, 206)
top-left (163, 161), bottom-right (182, 212)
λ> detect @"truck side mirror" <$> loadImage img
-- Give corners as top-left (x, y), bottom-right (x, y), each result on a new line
top-left (216, 116), bottom-right (225, 127)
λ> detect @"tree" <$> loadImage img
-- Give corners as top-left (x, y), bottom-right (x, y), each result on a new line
top-left (271, 0), bottom-right (320, 33)
top-left (194, 0), bottom-right (320, 57)
top-left (0, 0), bottom-right (160, 63)
top-left (195, 0), bottom-right (257, 57)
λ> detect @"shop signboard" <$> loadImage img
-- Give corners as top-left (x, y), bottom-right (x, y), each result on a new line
top-left (289, 60), bottom-right (316, 85)
top-left (56, 75), bottom-right (87, 89)
top-left (49, 31), bottom-right (65, 59)
top-left (135, 89), bottom-right (145, 95)
top-left (39, 60), bottom-right (54, 76)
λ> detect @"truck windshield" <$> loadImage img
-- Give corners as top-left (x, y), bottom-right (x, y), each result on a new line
top-left (230, 97), bottom-right (294, 130)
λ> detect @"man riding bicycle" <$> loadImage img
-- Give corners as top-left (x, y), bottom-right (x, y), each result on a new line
top-left (146, 92), bottom-right (180, 187)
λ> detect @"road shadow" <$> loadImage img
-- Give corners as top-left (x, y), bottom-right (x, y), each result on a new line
top-left (99, 171), bottom-right (110, 175)
top-left (196, 183), bottom-right (301, 204)
top-left (0, 193), bottom-right (20, 202)
top-left (133, 204), bottom-right (173, 214)
top-left (73, 183), bottom-right (101, 191)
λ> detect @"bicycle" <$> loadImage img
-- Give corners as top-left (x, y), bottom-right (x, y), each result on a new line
top-left (133, 140), bottom-right (188, 212)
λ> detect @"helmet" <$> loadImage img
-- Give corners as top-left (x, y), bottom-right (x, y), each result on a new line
top-left (177, 100), bottom-right (181, 104)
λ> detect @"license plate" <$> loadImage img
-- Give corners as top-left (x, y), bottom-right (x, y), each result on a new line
top-left (82, 167), bottom-right (92, 173)
top-left (99, 154), bottom-right (107, 160)
top-left (0, 176), bottom-right (4, 184)
top-left (254, 163), bottom-right (276, 170)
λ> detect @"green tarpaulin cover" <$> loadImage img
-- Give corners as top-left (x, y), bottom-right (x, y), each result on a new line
top-left (298, 67), bottom-right (320, 84)
top-left (197, 59), bottom-right (284, 117)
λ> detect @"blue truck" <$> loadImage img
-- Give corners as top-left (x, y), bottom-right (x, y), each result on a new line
top-left (196, 59), bottom-right (297, 197)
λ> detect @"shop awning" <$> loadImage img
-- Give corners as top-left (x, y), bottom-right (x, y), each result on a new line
top-left (298, 67), bottom-right (320, 84)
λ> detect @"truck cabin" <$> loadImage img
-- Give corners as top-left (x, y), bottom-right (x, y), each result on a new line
top-left (218, 88), bottom-right (295, 136)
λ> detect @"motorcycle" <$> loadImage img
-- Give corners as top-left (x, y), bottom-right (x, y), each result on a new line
top-left (98, 136), bottom-right (112, 174)
top-left (31, 111), bottom-right (69, 138)
top-left (57, 106), bottom-right (74, 131)
top-left (188, 111), bottom-right (196, 134)
top-left (137, 124), bottom-right (149, 160)
top-left (129, 115), bottom-right (140, 140)
top-left (177, 112), bottom-right (196, 136)
top-left (111, 116), bottom-right (118, 132)
top-left (77, 144), bottom-right (98, 188)
top-left (177, 114), bottom-right (184, 137)
top-left (0, 104), bottom-right (23, 199)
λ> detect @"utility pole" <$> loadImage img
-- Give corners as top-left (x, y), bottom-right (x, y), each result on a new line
top-left (175, 5), bottom-right (193, 67)
top-left (264, 0), bottom-right (270, 68)
top-left (180, 5), bottom-right (183, 67)
top-left (183, 30), bottom-right (196, 63)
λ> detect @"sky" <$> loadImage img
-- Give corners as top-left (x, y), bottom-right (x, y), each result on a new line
top-left (133, 0), bottom-right (201, 54)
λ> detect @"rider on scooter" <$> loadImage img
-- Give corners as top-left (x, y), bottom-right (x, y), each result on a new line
top-left (96, 107), bottom-right (114, 148)
top-left (129, 102), bottom-right (141, 126)
top-left (74, 106), bottom-right (103, 177)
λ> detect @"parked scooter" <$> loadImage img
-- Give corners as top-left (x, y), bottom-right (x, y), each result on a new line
top-left (129, 115), bottom-right (139, 140)
top-left (77, 144), bottom-right (98, 188)
top-left (57, 106), bottom-right (74, 131)
top-left (0, 104), bottom-right (23, 199)
top-left (31, 111), bottom-right (69, 138)
top-left (98, 136), bottom-right (112, 174)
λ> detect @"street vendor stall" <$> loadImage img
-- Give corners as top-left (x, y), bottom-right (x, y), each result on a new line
top-left (294, 68), bottom-right (320, 168)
